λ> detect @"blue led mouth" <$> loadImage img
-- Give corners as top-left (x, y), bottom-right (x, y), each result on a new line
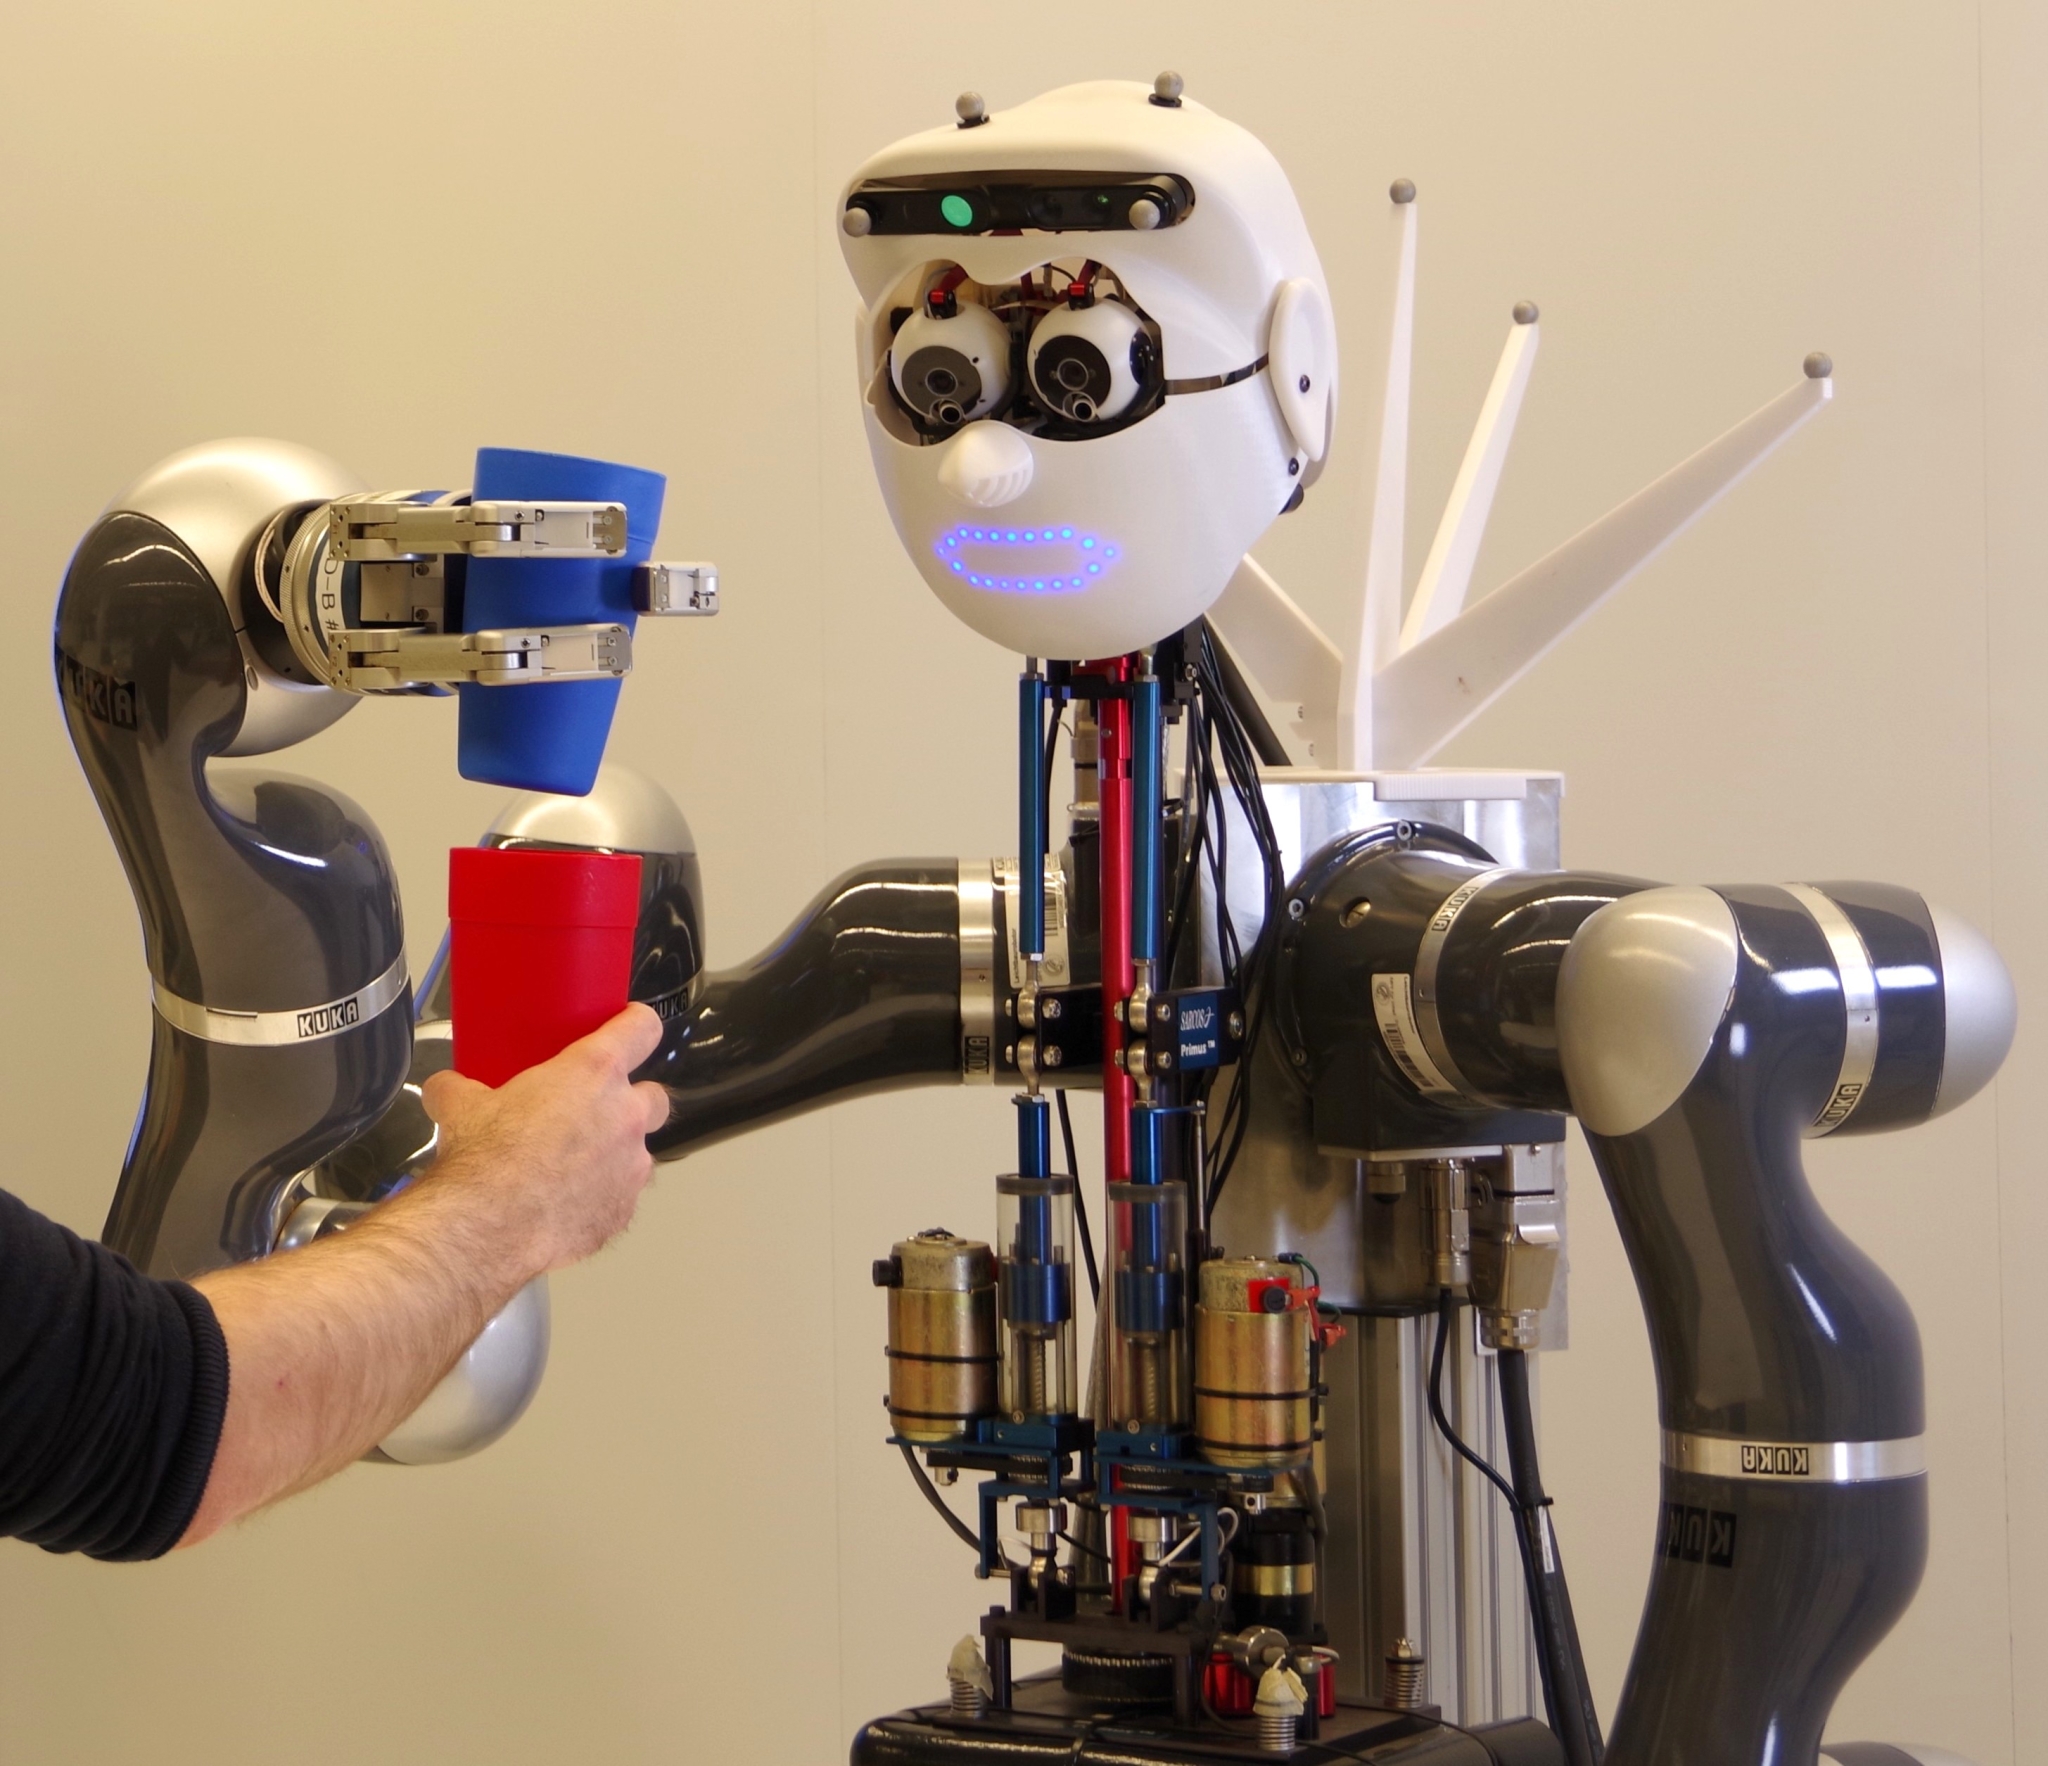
top-left (932, 523), bottom-right (1122, 595)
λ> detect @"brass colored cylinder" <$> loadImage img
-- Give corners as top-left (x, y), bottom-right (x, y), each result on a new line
top-left (1194, 1258), bottom-right (1313, 1468)
top-left (882, 1232), bottom-right (997, 1443)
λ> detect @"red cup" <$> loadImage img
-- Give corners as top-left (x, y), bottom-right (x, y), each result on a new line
top-left (449, 847), bottom-right (643, 1086)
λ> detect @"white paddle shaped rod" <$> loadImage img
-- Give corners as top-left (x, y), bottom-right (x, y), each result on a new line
top-left (1209, 180), bottom-right (1833, 773)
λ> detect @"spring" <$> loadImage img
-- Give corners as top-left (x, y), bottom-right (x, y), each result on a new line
top-left (1382, 1638), bottom-right (1426, 1710)
top-left (948, 1677), bottom-right (987, 1718)
top-left (1257, 1710), bottom-right (1298, 1753)
top-left (1024, 1338), bottom-right (1048, 1415)
top-left (1139, 1342), bottom-right (1162, 1421)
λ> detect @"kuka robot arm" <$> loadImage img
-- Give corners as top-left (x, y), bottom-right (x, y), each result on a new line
top-left (1281, 836), bottom-right (2014, 1765)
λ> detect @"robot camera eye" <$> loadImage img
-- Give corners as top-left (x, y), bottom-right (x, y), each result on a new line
top-left (888, 292), bottom-right (1014, 435)
top-left (1026, 298), bottom-right (1155, 428)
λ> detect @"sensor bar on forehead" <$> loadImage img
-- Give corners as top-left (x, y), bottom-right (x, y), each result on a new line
top-left (843, 173), bottom-right (1193, 238)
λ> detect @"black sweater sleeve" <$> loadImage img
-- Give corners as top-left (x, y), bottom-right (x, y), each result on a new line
top-left (0, 1187), bottom-right (230, 1561)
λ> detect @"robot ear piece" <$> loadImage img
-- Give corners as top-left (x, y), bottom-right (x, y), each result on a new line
top-left (1267, 278), bottom-right (1336, 465)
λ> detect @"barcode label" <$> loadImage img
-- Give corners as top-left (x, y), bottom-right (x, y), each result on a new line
top-left (1371, 973), bottom-right (1460, 1098)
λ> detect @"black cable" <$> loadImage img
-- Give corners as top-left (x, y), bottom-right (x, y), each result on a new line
top-left (1197, 628), bottom-right (1284, 1215)
top-left (1202, 622), bottom-right (1291, 766)
top-left (1498, 1348), bottom-right (1604, 1766)
top-left (1427, 1294), bottom-right (1600, 1766)
top-left (1427, 1290), bottom-right (1521, 1511)
top-left (1057, 1088), bottom-right (1100, 1304)
top-left (1056, 1529), bottom-right (1111, 1565)
top-left (900, 1442), bottom-right (982, 1555)
top-left (1042, 697), bottom-right (1062, 857)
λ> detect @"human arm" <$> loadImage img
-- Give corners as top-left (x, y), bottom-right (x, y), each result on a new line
top-left (178, 1003), bottom-right (669, 1546)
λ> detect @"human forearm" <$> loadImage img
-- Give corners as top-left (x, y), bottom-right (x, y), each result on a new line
top-left (177, 1004), bottom-right (667, 1547)
top-left (182, 1161), bottom-right (542, 1543)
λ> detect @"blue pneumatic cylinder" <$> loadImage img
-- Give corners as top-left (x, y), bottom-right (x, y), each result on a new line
top-left (459, 448), bottom-right (667, 797)
top-left (1019, 671), bottom-right (1048, 959)
top-left (1006, 1094), bottom-right (1065, 1325)
top-left (1117, 1105), bottom-right (1178, 1337)
top-left (1130, 672), bottom-right (1162, 971)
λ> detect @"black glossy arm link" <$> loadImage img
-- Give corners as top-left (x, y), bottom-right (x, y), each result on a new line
top-left (645, 861), bottom-right (964, 1158)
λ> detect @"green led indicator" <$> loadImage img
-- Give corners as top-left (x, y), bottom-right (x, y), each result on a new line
top-left (940, 193), bottom-right (975, 228)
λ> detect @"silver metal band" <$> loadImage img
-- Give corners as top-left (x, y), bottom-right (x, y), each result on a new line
top-left (1783, 884), bottom-right (1879, 1137)
top-left (153, 954), bottom-right (409, 1048)
top-left (1661, 1428), bottom-right (1925, 1484)
top-left (958, 861), bottom-right (997, 1083)
top-left (1163, 355), bottom-right (1268, 396)
top-left (1409, 865), bottom-right (1514, 1100)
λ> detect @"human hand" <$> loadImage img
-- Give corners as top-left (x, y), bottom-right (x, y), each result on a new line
top-left (420, 1003), bottom-right (671, 1275)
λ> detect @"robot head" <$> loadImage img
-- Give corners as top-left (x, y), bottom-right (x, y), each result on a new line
top-left (839, 78), bottom-right (1336, 660)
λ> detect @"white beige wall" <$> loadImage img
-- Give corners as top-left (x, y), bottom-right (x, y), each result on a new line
top-left (0, 3), bottom-right (2040, 1760)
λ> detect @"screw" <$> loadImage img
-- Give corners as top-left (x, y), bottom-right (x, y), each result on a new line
top-left (1227, 1011), bottom-right (1245, 1038)
top-left (1153, 999), bottom-right (1174, 1025)
top-left (1298, 374), bottom-right (1311, 393)
top-left (1291, 1048), bottom-right (1308, 1068)
top-left (1340, 898), bottom-right (1372, 928)
top-left (1042, 996), bottom-right (1063, 1021)
top-left (1288, 458), bottom-right (1301, 476)
top-left (1154, 1050), bottom-right (1174, 1073)
top-left (1043, 1045), bottom-right (1065, 1069)
top-left (1287, 898), bottom-right (1307, 921)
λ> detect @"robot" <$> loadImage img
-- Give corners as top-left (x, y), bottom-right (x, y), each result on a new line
top-left (55, 72), bottom-right (2014, 1766)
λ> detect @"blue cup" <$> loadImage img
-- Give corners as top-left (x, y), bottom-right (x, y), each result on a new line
top-left (458, 447), bottom-right (667, 796)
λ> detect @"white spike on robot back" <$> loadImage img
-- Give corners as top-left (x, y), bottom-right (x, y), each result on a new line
top-left (1211, 181), bottom-right (1832, 775)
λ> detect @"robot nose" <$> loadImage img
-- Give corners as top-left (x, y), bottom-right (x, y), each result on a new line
top-left (938, 421), bottom-right (1034, 509)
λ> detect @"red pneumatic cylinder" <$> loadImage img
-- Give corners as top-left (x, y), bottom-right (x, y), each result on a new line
top-left (448, 847), bottom-right (642, 1086)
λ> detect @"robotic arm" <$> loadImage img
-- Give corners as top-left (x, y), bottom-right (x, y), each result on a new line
top-left (1283, 834), bottom-right (2014, 1764)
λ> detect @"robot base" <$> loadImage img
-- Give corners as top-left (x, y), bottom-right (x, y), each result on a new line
top-left (851, 1673), bottom-right (1564, 1764)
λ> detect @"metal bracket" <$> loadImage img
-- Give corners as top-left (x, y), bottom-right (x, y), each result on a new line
top-left (328, 498), bottom-right (627, 562)
top-left (634, 561), bottom-right (719, 615)
top-left (332, 622), bottom-right (633, 691)
top-left (1469, 1185), bottom-right (1561, 1349)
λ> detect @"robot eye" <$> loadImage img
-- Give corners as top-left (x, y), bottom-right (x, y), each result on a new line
top-left (888, 295), bottom-right (1014, 434)
top-left (1026, 297), bottom-right (1157, 427)
top-left (900, 348), bottom-right (980, 427)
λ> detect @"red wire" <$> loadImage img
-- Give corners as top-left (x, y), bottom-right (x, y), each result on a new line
top-left (1090, 654), bottom-right (1138, 1604)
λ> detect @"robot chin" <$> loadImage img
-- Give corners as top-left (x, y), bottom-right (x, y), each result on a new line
top-left (865, 376), bottom-right (1298, 660)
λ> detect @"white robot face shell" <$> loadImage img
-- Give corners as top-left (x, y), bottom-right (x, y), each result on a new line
top-left (863, 375), bottom-right (1295, 659)
top-left (842, 80), bottom-right (1335, 659)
